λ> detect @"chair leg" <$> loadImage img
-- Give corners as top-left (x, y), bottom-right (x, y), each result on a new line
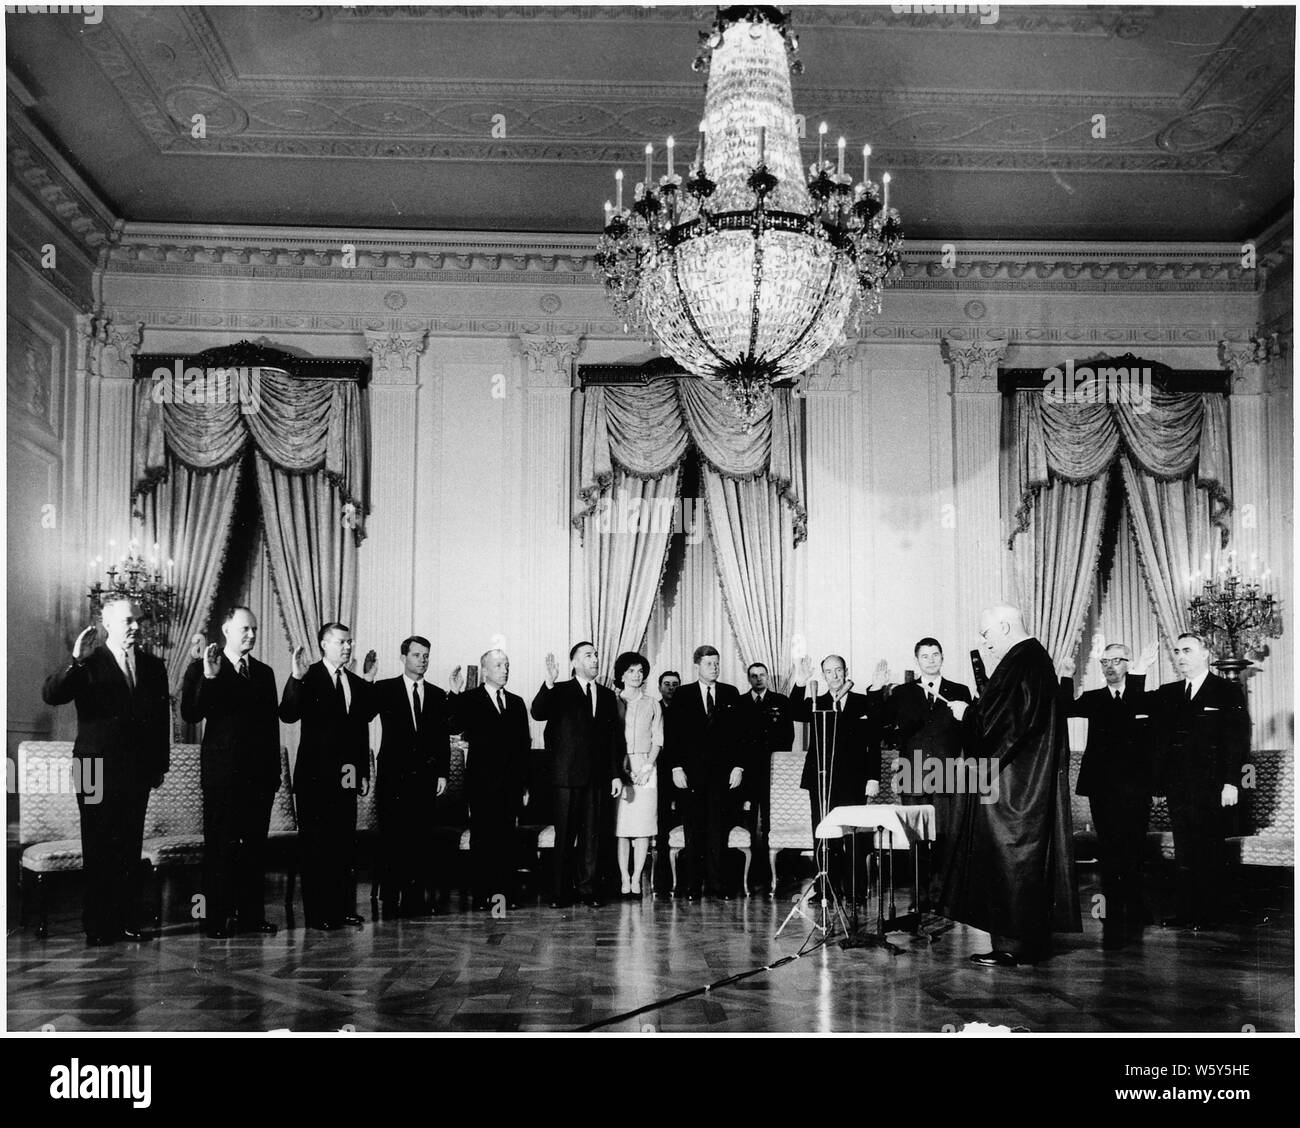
top-left (741, 847), bottom-right (752, 897)
top-left (284, 864), bottom-right (297, 927)
top-left (769, 848), bottom-right (780, 897)
top-left (669, 847), bottom-right (679, 894)
top-left (37, 872), bottom-right (49, 939)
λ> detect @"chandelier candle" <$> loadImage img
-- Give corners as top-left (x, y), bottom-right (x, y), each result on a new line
top-left (594, 6), bottom-right (903, 424)
top-left (883, 171), bottom-right (891, 215)
top-left (667, 135), bottom-right (675, 177)
top-left (818, 120), bottom-right (827, 166)
top-left (645, 143), bottom-right (652, 184)
top-left (863, 143), bottom-right (870, 181)
top-left (615, 168), bottom-right (623, 212)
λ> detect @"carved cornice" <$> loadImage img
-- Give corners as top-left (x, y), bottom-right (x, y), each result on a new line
top-left (364, 329), bottom-right (427, 385)
top-left (943, 337), bottom-right (1007, 388)
top-left (6, 102), bottom-right (118, 255)
top-left (103, 307), bottom-right (1264, 353)
top-left (518, 334), bottom-right (583, 388)
top-left (104, 226), bottom-right (1260, 294)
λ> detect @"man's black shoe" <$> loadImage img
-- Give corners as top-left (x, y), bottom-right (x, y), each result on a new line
top-left (120, 927), bottom-right (150, 942)
top-left (969, 950), bottom-right (1021, 967)
top-left (341, 914), bottom-right (365, 927)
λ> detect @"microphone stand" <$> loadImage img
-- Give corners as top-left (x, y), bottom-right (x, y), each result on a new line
top-left (776, 680), bottom-right (850, 940)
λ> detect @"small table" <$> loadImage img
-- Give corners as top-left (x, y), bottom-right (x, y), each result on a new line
top-left (815, 804), bottom-right (937, 952)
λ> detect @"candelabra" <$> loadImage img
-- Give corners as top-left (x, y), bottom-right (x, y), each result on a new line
top-left (1186, 561), bottom-right (1283, 681)
top-left (87, 547), bottom-right (179, 654)
top-left (594, 6), bottom-right (903, 426)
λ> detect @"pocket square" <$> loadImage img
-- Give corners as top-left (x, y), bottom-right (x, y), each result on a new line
top-left (1202, 706), bottom-right (1220, 712)
top-left (1134, 713), bottom-right (1150, 719)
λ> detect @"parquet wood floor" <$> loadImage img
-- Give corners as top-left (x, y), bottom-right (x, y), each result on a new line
top-left (6, 871), bottom-right (1292, 1033)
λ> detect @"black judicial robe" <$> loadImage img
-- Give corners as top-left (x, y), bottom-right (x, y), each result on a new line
top-left (939, 637), bottom-right (1081, 947)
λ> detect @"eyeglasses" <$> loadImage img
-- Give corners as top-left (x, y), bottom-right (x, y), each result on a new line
top-left (1098, 659), bottom-right (1129, 668)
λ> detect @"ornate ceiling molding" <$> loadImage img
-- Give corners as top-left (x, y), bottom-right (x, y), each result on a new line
top-left (72, 6), bottom-right (1283, 176)
top-left (6, 103), bottom-right (118, 255)
top-left (103, 226), bottom-right (1259, 293)
top-left (310, 5), bottom-right (1157, 38)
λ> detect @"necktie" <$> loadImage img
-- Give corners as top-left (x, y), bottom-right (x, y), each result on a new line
top-left (1185, 680), bottom-right (1193, 701)
top-left (1113, 690), bottom-right (1122, 703)
top-left (584, 682), bottom-right (593, 718)
top-left (926, 684), bottom-right (935, 705)
top-left (238, 657), bottom-right (249, 679)
top-left (123, 650), bottom-right (136, 693)
top-left (706, 687), bottom-right (714, 717)
top-left (497, 688), bottom-right (506, 715)
top-left (412, 682), bottom-right (421, 729)
top-left (335, 668), bottom-right (347, 712)
top-left (835, 696), bottom-right (843, 714)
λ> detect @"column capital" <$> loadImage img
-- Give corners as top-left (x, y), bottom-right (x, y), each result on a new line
top-left (517, 333), bottom-right (583, 388)
top-left (1218, 338), bottom-right (1268, 395)
top-left (942, 336), bottom-right (1007, 390)
top-left (79, 317), bottom-right (142, 380)
top-left (364, 329), bottom-right (428, 385)
top-left (800, 338), bottom-right (858, 394)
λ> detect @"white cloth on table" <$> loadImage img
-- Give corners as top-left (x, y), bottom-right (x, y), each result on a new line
top-left (815, 803), bottom-right (937, 846)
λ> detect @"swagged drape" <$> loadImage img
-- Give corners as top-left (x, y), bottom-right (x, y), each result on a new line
top-left (576, 379), bottom-right (806, 686)
top-left (1004, 387), bottom-right (1231, 663)
top-left (132, 370), bottom-right (369, 691)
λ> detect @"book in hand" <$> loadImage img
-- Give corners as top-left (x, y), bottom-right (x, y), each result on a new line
top-left (969, 649), bottom-right (989, 696)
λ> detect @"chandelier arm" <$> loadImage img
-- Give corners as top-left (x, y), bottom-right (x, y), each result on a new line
top-left (748, 223), bottom-right (765, 363)
top-left (670, 246), bottom-right (731, 370)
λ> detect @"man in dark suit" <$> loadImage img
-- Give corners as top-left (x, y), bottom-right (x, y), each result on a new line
top-left (180, 606), bottom-right (282, 938)
top-left (877, 638), bottom-right (972, 902)
top-left (1152, 631), bottom-right (1250, 931)
top-left (530, 642), bottom-right (623, 908)
top-left (736, 661), bottom-right (793, 895)
top-left (372, 635), bottom-right (450, 918)
top-left (450, 648), bottom-right (531, 909)
top-left (652, 670), bottom-right (681, 898)
top-left (790, 654), bottom-right (882, 900)
top-left (666, 645), bottom-right (745, 900)
top-left (1058, 640), bottom-right (1158, 949)
top-left (42, 598), bottom-right (170, 946)
top-left (278, 622), bottom-right (376, 931)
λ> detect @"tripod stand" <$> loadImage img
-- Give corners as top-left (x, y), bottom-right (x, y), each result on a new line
top-left (776, 700), bottom-right (851, 940)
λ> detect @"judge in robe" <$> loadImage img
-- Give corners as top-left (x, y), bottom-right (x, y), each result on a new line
top-left (1058, 640), bottom-right (1157, 949)
top-left (941, 604), bottom-right (1081, 966)
top-left (372, 635), bottom-right (450, 918)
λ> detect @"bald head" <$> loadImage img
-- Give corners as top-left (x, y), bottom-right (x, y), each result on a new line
top-left (480, 648), bottom-right (510, 689)
top-left (978, 603), bottom-right (1031, 661)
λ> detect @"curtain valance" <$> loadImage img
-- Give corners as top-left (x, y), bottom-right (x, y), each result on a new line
top-left (1006, 389), bottom-right (1231, 548)
top-left (577, 379), bottom-right (806, 544)
top-left (132, 369), bottom-right (369, 540)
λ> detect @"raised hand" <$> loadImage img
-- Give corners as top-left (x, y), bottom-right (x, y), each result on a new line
top-left (869, 659), bottom-right (890, 690)
top-left (189, 633), bottom-right (206, 661)
top-left (291, 645), bottom-right (310, 680)
top-left (449, 665), bottom-right (465, 693)
top-left (1133, 640), bottom-right (1159, 676)
top-left (361, 649), bottom-right (377, 682)
top-left (797, 654), bottom-right (814, 686)
top-left (203, 642), bottom-right (222, 679)
top-left (1058, 655), bottom-right (1076, 679)
top-left (72, 625), bottom-right (97, 664)
top-left (544, 652), bottom-right (559, 688)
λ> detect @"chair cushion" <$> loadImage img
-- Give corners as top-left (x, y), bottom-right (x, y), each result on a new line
top-left (145, 743), bottom-right (203, 837)
top-left (727, 826), bottom-right (752, 849)
top-left (535, 825), bottom-right (556, 849)
top-left (142, 834), bottom-right (205, 868)
top-left (1229, 834), bottom-right (1294, 867)
top-left (267, 748), bottom-right (297, 834)
top-left (459, 828), bottom-right (471, 850)
top-left (668, 825), bottom-right (685, 849)
top-left (21, 838), bottom-right (83, 873)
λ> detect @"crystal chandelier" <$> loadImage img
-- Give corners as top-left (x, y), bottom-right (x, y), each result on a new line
top-left (1186, 554), bottom-right (1283, 680)
top-left (595, 5), bottom-right (903, 424)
